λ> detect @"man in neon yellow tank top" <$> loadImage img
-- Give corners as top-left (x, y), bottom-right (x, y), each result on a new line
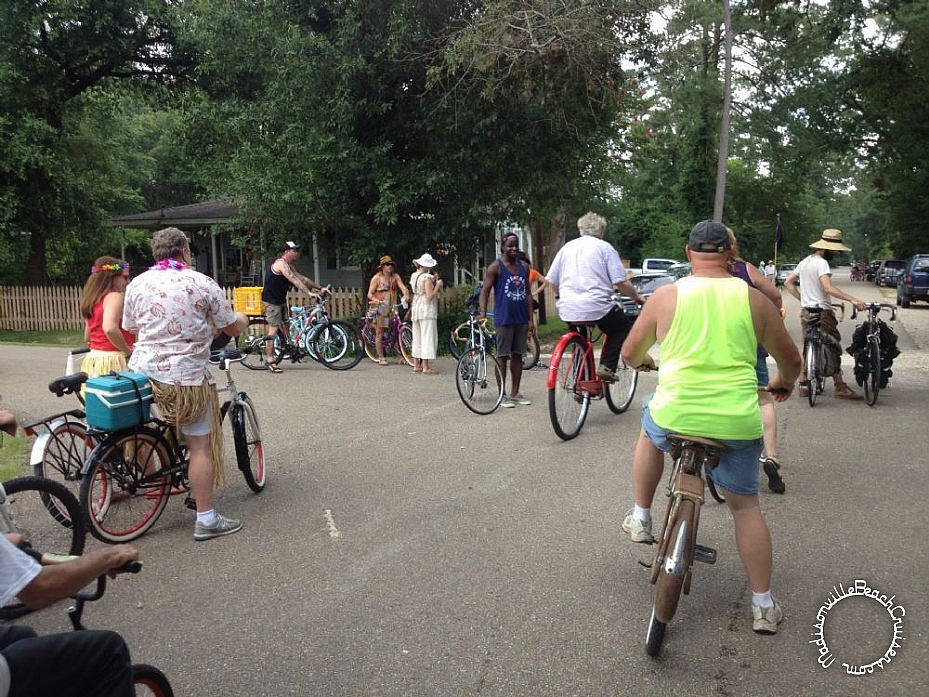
top-left (621, 220), bottom-right (801, 634)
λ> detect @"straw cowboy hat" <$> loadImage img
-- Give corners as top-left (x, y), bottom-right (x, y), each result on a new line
top-left (809, 228), bottom-right (851, 252)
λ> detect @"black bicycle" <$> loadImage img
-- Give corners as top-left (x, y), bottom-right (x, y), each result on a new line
top-left (78, 345), bottom-right (265, 543)
top-left (801, 308), bottom-right (827, 406)
top-left (68, 561), bottom-right (174, 695)
top-left (849, 302), bottom-right (898, 406)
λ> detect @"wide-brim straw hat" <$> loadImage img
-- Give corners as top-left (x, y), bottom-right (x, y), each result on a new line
top-left (809, 228), bottom-right (851, 252)
top-left (412, 253), bottom-right (437, 268)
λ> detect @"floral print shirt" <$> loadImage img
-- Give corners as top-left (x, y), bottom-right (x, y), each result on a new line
top-left (123, 268), bottom-right (236, 386)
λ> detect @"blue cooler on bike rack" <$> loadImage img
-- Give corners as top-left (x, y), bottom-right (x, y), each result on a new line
top-left (84, 372), bottom-right (154, 430)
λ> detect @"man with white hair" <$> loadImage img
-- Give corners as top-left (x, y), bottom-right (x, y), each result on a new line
top-left (545, 212), bottom-right (644, 382)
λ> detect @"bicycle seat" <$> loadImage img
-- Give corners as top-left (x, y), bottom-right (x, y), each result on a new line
top-left (667, 433), bottom-right (728, 451)
top-left (48, 373), bottom-right (88, 396)
top-left (804, 307), bottom-right (824, 314)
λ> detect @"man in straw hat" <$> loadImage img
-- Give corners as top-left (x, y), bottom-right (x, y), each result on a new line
top-left (784, 228), bottom-right (867, 399)
top-left (620, 220), bottom-right (801, 634)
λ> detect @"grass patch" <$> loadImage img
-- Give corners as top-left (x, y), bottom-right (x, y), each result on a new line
top-left (0, 329), bottom-right (84, 346)
top-left (0, 433), bottom-right (29, 482)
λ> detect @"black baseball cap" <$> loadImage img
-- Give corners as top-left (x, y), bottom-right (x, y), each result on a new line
top-left (281, 241), bottom-right (300, 252)
top-left (689, 220), bottom-right (731, 253)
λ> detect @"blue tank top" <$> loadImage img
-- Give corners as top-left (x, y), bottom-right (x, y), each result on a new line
top-left (492, 258), bottom-right (529, 326)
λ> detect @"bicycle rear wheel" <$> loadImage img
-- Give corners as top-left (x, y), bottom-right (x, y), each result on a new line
top-left (80, 428), bottom-right (172, 543)
top-left (548, 335), bottom-right (591, 440)
top-left (232, 399), bottom-right (265, 492)
top-left (456, 348), bottom-right (504, 415)
top-left (604, 363), bottom-right (638, 414)
top-left (647, 498), bottom-right (696, 655)
top-left (132, 664), bottom-right (175, 697)
top-left (805, 340), bottom-right (819, 407)
top-left (32, 418), bottom-right (89, 507)
top-left (239, 318), bottom-right (272, 370)
top-left (863, 336), bottom-right (880, 406)
top-left (0, 476), bottom-right (86, 620)
top-left (449, 322), bottom-right (468, 360)
top-left (521, 334), bottom-right (541, 370)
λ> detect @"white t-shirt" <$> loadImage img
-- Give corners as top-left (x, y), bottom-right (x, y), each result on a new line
top-left (0, 537), bottom-right (42, 697)
top-left (545, 235), bottom-right (628, 322)
top-left (124, 267), bottom-right (237, 386)
top-left (795, 254), bottom-right (832, 309)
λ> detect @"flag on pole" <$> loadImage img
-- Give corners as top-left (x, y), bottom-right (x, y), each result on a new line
top-left (775, 214), bottom-right (784, 250)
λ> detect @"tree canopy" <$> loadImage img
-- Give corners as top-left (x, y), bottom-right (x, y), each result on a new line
top-left (1, 0), bottom-right (927, 284)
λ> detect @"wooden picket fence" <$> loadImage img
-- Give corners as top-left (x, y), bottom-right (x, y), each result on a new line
top-left (0, 284), bottom-right (472, 332)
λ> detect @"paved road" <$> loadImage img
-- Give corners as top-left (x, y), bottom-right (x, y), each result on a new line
top-left (2, 273), bottom-right (926, 696)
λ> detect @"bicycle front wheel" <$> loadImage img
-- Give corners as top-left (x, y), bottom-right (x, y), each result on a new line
top-left (456, 348), bottom-right (504, 415)
top-left (312, 320), bottom-right (363, 370)
top-left (232, 399), bottom-right (266, 492)
top-left (605, 363), bottom-right (638, 414)
top-left (864, 335), bottom-right (880, 406)
top-left (80, 428), bottom-right (172, 543)
top-left (549, 336), bottom-right (591, 440)
top-left (132, 664), bottom-right (175, 697)
top-left (398, 322), bottom-right (414, 366)
top-left (0, 476), bottom-right (86, 620)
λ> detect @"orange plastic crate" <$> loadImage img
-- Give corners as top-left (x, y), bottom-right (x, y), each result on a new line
top-left (234, 286), bottom-right (265, 316)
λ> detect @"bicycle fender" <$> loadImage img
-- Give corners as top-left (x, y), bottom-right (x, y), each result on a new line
top-left (546, 332), bottom-right (586, 389)
top-left (28, 416), bottom-right (78, 468)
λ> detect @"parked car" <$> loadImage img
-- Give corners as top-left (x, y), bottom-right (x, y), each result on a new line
top-left (616, 273), bottom-right (675, 316)
top-left (866, 260), bottom-right (883, 283)
top-left (774, 263), bottom-right (797, 287)
top-left (666, 262), bottom-right (692, 280)
top-left (877, 259), bottom-right (906, 287)
top-left (897, 254), bottom-right (929, 308)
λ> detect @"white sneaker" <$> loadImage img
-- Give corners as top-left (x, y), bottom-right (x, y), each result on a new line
top-left (500, 396), bottom-right (515, 408)
top-left (752, 599), bottom-right (784, 634)
top-left (622, 509), bottom-right (654, 543)
top-left (511, 393), bottom-right (531, 405)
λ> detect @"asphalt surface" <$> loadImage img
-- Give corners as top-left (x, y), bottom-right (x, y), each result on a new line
top-left (2, 273), bottom-right (927, 696)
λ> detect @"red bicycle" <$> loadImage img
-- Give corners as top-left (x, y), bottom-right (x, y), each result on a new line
top-left (547, 321), bottom-right (638, 440)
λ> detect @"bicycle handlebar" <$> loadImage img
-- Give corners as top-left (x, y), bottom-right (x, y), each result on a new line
top-left (850, 303), bottom-right (897, 322)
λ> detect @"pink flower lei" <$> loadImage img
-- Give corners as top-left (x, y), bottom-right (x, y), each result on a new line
top-left (149, 258), bottom-right (188, 271)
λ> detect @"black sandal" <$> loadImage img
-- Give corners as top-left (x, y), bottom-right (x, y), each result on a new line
top-left (761, 458), bottom-right (785, 494)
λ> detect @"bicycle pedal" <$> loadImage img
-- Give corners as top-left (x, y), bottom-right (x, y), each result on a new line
top-left (183, 496), bottom-right (197, 511)
top-left (694, 544), bottom-right (717, 564)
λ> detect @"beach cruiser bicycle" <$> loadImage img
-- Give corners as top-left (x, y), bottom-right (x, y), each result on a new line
top-left (77, 345), bottom-right (265, 543)
top-left (239, 290), bottom-right (363, 371)
top-left (358, 303), bottom-right (414, 366)
top-left (0, 476), bottom-right (87, 620)
top-left (547, 294), bottom-right (638, 440)
top-left (849, 302), bottom-right (898, 406)
top-left (455, 312), bottom-right (505, 415)
top-left (643, 434), bottom-right (725, 657)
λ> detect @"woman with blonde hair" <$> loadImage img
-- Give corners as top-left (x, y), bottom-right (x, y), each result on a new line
top-left (79, 256), bottom-right (134, 377)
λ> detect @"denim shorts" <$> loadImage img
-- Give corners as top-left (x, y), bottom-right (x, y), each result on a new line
top-left (755, 355), bottom-right (769, 387)
top-left (641, 396), bottom-right (762, 495)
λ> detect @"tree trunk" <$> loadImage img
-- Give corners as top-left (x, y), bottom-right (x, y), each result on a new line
top-left (26, 231), bottom-right (48, 285)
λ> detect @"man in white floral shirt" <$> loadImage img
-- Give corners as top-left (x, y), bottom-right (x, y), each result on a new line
top-left (124, 227), bottom-right (249, 541)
